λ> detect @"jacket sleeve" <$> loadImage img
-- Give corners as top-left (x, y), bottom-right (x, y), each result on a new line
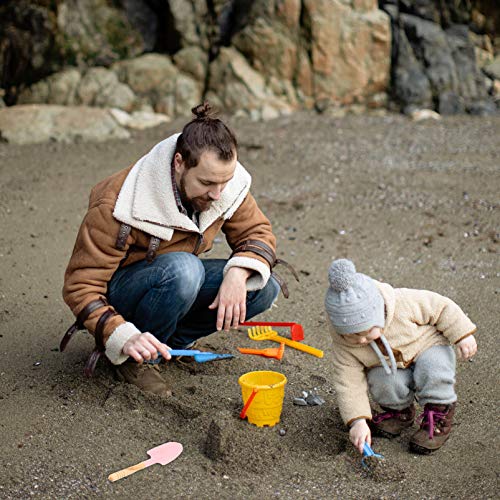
top-left (221, 192), bottom-right (276, 291)
top-left (62, 202), bottom-right (138, 363)
top-left (331, 344), bottom-right (373, 426)
top-left (404, 289), bottom-right (477, 344)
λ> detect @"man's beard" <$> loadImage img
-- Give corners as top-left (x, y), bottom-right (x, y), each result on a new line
top-left (179, 173), bottom-right (212, 213)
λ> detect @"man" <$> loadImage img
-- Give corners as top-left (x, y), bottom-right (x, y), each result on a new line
top-left (62, 102), bottom-right (288, 396)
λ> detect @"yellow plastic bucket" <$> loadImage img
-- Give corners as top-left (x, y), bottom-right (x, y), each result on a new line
top-left (238, 371), bottom-right (287, 427)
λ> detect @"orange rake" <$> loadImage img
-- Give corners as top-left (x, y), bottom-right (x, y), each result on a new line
top-left (237, 343), bottom-right (285, 360)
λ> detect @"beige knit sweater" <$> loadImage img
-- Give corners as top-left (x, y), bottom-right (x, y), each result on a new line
top-left (329, 281), bottom-right (477, 426)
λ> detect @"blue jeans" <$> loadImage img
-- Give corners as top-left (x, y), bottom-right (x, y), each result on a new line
top-left (107, 252), bottom-right (280, 349)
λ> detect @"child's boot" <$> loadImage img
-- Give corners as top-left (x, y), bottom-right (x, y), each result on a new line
top-left (409, 402), bottom-right (456, 454)
top-left (370, 404), bottom-right (415, 438)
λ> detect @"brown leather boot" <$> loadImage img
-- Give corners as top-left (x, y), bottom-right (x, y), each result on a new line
top-left (409, 402), bottom-right (456, 454)
top-left (115, 360), bottom-right (172, 397)
top-left (370, 404), bottom-right (416, 438)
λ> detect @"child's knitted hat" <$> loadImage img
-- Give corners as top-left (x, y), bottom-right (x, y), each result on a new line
top-left (325, 259), bottom-right (385, 334)
top-left (325, 259), bottom-right (396, 375)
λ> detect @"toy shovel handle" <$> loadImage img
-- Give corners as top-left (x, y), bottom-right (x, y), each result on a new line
top-left (108, 461), bottom-right (148, 482)
top-left (273, 335), bottom-right (324, 358)
top-left (240, 388), bottom-right (258, 419)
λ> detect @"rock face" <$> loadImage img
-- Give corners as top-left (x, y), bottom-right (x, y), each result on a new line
top-left (0, 0), bottom-right (144, 105)
top-left (0, 0), bottom-right (497, 121)
top-left (380, 0), bottom-right (498, 115)
top-left (0, 105), bottom-right (130, 144)
top-left (229, 0), bottom-right (391, 110)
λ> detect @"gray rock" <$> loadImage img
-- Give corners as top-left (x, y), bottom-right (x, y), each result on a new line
top-left (467, 100), bottom-right (498, 116)
top-left (113, 54), bottom-right (178, 96)
top-left (0, 105), bottom-right (130, 144)
top-left (438, 91), bottom-right (465, 115)
top-left (19, 68), bottom-right (82, 106)
top-left (56, 0), bottom-right (143, 67)
top-left (173, 47), bottom-right (208, 82)
top-left (483, 57), bottom-right (500, 81)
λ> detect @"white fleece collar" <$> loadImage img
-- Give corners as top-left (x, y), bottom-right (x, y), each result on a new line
top-left (113, 133), bottom-right (252, 240)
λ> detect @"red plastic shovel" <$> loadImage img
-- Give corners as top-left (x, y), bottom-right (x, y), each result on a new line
top-left (108, 442), bottom-right (183, 482)
top-left (240, 321), bottom-right (304, 341)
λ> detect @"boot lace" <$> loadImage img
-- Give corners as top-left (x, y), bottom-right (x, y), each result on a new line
top-left (372, 410), bottom-right (401, 424)
top-left (416, 408), bottom-right (447, 440)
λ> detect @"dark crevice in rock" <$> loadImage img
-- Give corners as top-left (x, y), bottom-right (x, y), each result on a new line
top-left (217, 0), bottom-right (253, 47)
top-left (148, 0), bottom-right (181, 55)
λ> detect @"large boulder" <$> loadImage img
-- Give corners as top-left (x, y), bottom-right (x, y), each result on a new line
top-left (230, 0), bottom-right (391, 108)
top-left (18, 68), bottom-right (81, 106)
top-left (18, 66), bottom-right (137, 111)
top-left (56, 0), bottom-right (144, 67)
top-left (0, 104), bottom-right (130, 144)
top-left (113, 53), bottom-right (202, 116)
top-left (206, 47), bottom-right (293, 119)
top-left (381, 0), bottom-right (496, 114)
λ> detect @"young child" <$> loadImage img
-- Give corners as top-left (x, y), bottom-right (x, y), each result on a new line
top-left (325, 259), bottom-right (477, 454)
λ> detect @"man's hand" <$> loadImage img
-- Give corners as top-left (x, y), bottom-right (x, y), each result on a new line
top-left (456, 335), bottom-right (477, 360)
top-left (349, 419), bottom-right (371, 454)
top-left (209, 267), bottom-right (252, 331)
top-left (122, 332), bottom-right (172, 364)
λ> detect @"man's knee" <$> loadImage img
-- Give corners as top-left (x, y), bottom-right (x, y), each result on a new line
top-left (156, 253), bottom-right (205, 300)
top-left (245, 276), bottom-right (280, 318)
top-left (257, 276), bottom-right (280, 308)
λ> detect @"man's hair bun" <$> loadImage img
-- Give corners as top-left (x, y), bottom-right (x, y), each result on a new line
top-left (191, 101), bottom-right (215, 120)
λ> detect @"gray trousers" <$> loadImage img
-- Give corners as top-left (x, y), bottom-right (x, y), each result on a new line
top-left (367, 345), bottom-right (456, 410)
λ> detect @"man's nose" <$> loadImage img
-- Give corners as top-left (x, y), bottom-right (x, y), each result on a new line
top-left (208, 186), bottom-right (222, 200)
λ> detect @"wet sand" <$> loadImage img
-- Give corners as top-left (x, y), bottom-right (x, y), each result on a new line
top-left (0, 112), bottom-right (498, 498)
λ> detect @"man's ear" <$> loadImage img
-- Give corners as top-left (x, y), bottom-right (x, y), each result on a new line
top-left (173, 152), bottom-right (184, 174)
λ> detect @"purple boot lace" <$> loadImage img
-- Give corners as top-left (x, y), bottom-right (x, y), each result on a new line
top-left (372, 410), bottom-right (401, 424)
top-left (416, 408), bottom-right (447, 439)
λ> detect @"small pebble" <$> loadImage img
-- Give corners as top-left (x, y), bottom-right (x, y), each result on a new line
top-left (33, 361), bottom-right (41, 367)
top-left (279, 429), bottom-right (286, 436)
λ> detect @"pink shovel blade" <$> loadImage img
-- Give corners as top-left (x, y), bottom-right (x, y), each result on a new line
top-left (145, 442), bottom-right (183, 466)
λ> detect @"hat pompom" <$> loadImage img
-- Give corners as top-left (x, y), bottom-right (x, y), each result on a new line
top-left (328, 259), bottom-right (356, 291)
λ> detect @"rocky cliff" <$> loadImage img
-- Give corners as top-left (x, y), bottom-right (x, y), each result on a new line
top-left (0, 0), bottom-right (498, 119)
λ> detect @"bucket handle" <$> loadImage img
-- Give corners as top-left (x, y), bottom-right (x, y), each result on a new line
top-left (240, 388), bottom-right (259, 419)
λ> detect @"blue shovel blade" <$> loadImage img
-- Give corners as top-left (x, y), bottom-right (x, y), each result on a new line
top-left (168, 349), bottom-right (234, 363)
top-left (361, 442), bottom-right (384, 468)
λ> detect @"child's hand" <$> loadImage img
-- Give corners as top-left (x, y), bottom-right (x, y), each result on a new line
top-left (349, 419), bottom-right (371, 454)
top-left (456, 335), bottom-right (477, 360)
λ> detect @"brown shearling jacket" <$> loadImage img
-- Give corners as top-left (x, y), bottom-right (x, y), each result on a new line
top-left (62, 134), bottom-right (276, 363)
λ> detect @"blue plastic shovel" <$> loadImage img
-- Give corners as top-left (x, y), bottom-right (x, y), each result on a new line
top-left (361, 442), bottom-right (384, 468)
top-left (168, 349), bottom-right (234, 363)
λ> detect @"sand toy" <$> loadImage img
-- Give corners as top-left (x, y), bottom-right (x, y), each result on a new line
top-left (168, 349), bottom-right (233, 363)
top-left (241, 321), bottom-right (304, 341)
top-left (247, 326), bottom-right (324, 358)
top-left (238, 371), bottom-right (287, 427)
top-left (108, 441), bottom-right (183, 482)
top-left (361, 442), bottom-right (384, 469)
top-left (237, 343), bottom-right (285, 360)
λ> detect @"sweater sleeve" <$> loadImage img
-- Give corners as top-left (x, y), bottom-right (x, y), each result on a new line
top-left (404, 289), bottom-right (477, 344)
top-left (62, 202), bottom-right (134, 354)
top-left (331, 344), bottom-right (373, 426)
top-left (221, 192), bottom-right (276, 291)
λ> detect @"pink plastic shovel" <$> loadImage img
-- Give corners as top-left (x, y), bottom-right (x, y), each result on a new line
top-left (108, 442), bottom-right (183, 482)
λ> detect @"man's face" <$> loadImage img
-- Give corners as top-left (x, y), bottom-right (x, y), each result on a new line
top-left (174, 150), bottom-right (237, 213)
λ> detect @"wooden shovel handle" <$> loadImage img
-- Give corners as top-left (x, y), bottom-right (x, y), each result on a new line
top-left (108, 461), bottom-right (147, 482)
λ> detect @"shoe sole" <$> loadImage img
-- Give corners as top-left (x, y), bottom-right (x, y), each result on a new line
top-left (372, 429), bottom-right (401, 439)
top-left (409, 435), bottom-right (450, 454)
